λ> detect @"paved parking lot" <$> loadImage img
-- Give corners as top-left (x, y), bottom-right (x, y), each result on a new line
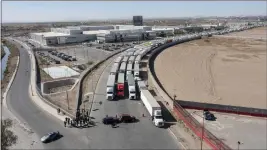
top-left (187, 109), bottom-right (267, 149)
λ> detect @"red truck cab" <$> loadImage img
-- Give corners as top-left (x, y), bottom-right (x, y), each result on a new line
top-left (117, 84), bottom-right (124, 97)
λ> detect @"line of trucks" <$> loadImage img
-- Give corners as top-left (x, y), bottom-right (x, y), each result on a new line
top-left (106, 40), bottom-right (167, 127)
top-left (105, 25), bottom-right (258, 127)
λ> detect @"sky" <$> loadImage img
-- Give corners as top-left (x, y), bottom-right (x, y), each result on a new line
top-left (2, 1), bottom-right (267, 23)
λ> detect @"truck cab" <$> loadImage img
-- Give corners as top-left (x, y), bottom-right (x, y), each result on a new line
top-left (106, 87), bottom-right (114, 100)
top-left (153, 110), bottom-right (165, 127)
top-left (127, 74), bottom-right (136, 100)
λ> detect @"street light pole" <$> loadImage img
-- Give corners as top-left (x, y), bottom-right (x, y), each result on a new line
top-left (201, 110), bottom-right (205, 150)
top-left (66, 90), bottom-right (69, 110)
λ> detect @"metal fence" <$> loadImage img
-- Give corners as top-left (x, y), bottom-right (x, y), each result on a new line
top-left (173, 101), bottom-right (231, 150)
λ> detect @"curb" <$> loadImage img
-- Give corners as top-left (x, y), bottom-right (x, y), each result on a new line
top-left (3, 54), bottom-right (20, 108)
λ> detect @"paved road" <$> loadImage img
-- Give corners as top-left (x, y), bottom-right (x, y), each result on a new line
top-left (87, 61), bottom-right (180, 149)
top-left (5, 39), bottom-right (90, 149)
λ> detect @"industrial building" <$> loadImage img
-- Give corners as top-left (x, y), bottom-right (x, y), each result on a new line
top-left (30, 28), bottom-right (96, 46)
top-left (152, 28), bottom-right (175, 36)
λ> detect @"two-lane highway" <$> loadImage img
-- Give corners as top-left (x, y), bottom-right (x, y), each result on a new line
top-left (6, 39), bottom-right (89, 149)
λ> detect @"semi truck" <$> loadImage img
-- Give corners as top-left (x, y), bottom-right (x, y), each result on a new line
top-left (114, 56), bottom-right (123, 63)
top-left (117, 73), bottom-right (125, 97)
top-left (126, 63), bottom-right (133, 80)
top-left (127, 74), bottom-right (136, 100)
top-left (110, 63), bottom-right (119, 75)
top-left (119, 62), bottom-right (127, 73)
top-left (128, 56), bottom-right (136, 64)
top-left (140, 89), bottom-right (165, 127)
top-left (135, 55), bottom-right (141, 64)
top-left (134, 63), bottom-right (140, 81)
top-left (106, 74), bottom-right (116, 100)
top-left (122, 56), bottom-right (129, 62)
top-left (126, 51), bottom-right (134, 56)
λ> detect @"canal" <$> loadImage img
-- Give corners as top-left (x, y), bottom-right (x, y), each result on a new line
top-left (1, 45), bottom-right (11, 80)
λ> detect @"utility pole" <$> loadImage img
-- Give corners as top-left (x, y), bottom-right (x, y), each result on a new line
top-left (66, 90), bottom-right (69, 110)
top-left (201, 110), bottom-right (205, 150)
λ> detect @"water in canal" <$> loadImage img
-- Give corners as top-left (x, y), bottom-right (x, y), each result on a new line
top-left (1, 45), bottom-right (11, 80)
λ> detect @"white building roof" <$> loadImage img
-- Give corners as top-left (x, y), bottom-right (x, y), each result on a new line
top-left (32, 32), bottom-right (69, 38)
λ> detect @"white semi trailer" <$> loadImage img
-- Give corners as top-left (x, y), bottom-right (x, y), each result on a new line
top-left (126, 63), bottom-right (133, 80)
top-left (122, 56), bottom-right (129, 62)
top-left (114, 56), bottom-right (123, 63)
top-left (134, 63), bottom-right (140, 81)
top-left (127, 74), bottom-right (136, 100)
top-left (128, 56), bottom-right (136, 64)
top-left (119, 62), bottom-right (127, 73)
top-left (135, 55), bottom-right (141, 64)
top-left (106, 74), bottom-right (116, 100)
top-left (140, 88), bottom-right (165, 127)
top-left (110, 63), bottom-right (119, 75)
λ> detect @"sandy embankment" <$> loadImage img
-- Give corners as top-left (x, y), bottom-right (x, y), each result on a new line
top-left (154, 28), bottom-right (266, 109)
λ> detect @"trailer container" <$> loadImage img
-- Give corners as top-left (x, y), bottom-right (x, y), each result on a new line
top-left (140, 89), bottom-right (165, 127)
top-left (106, 74), bottom-right (116, 100)
top-left (119, 62), bottom-right (127, 73)
top-left (122, 56), bottom-right (129, 62)
top-left (114, 56), bottom-right (123, 63)
top-left (127, 74), bottom-right (136, 100)
top-left (134, 63), bottom-right (140, 81)
top-left (128, 56), bottom-right (136, 63)
top-left (126, 63), bottom-right (133, 80)
top-left (135, 55), bottom-right (141, 64)
top-left (110, 63), bottom-right (119, 75)
top-left (117, 73), bottom-right (125, 97)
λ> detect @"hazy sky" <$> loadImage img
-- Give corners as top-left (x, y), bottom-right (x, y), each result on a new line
top-left (2, 1), bottom-right (267, 23)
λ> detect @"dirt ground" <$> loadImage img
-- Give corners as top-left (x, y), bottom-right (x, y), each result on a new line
top-left (1, 40), bottom-right (20, 96)
top-left (154, 28), bottom-right (266, 109)
top-left (226, 27), bottom-right (267, 39)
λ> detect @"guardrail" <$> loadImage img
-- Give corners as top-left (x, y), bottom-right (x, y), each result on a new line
top-left (147, 39), bottom-right (231, 150)
top-left (75, 47), bottom-right (132, 114)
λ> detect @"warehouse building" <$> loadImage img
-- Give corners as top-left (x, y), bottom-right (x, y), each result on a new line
top-left (152, 28), bottom-right (175, 36)
top-left (66, 25), bottom-right (114, 31)
top-left (84, 28), bottom-right (156, 43)
top-left (30, 28), bottom-right (96, 46)
top-left (31, 25), bottom-right (157, 45)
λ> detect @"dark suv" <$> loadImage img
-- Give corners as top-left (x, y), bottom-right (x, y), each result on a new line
top-left (102, 117), bottom-right (119, 125)
top-left (203, 110), bottom-right (216, 121)
top-left (119, 114), bottom-right (137, 123)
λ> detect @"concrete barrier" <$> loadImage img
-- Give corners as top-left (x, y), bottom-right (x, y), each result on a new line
top-left (177, 100), bottom-right (267, 118)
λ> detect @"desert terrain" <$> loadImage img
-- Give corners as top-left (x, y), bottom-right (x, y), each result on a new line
top-left (154, 27), bottom-right (266, 109)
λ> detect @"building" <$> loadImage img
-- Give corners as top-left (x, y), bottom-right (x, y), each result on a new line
top-left (84, 28), bottom-right (156, 43)
top-left (152, 28), bottom-right (175, 36)
top-left (66, 25), bottom-right (114, 31)
top-left (30, 28), bottom-right (96, 46)
top-left (30, 25), bottom-right (157, 45)
top-left (133, 16), bottom-right (143, 26)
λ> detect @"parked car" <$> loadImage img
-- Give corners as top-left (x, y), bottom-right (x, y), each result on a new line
top-left (119, 114), bottom-right (137, 123)
top-left (41, 131), bottom-right (61, 143)
top-left (102, 116), bottom-right (119, 125)
top-left (203, 110), bottom-right (216, 121)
